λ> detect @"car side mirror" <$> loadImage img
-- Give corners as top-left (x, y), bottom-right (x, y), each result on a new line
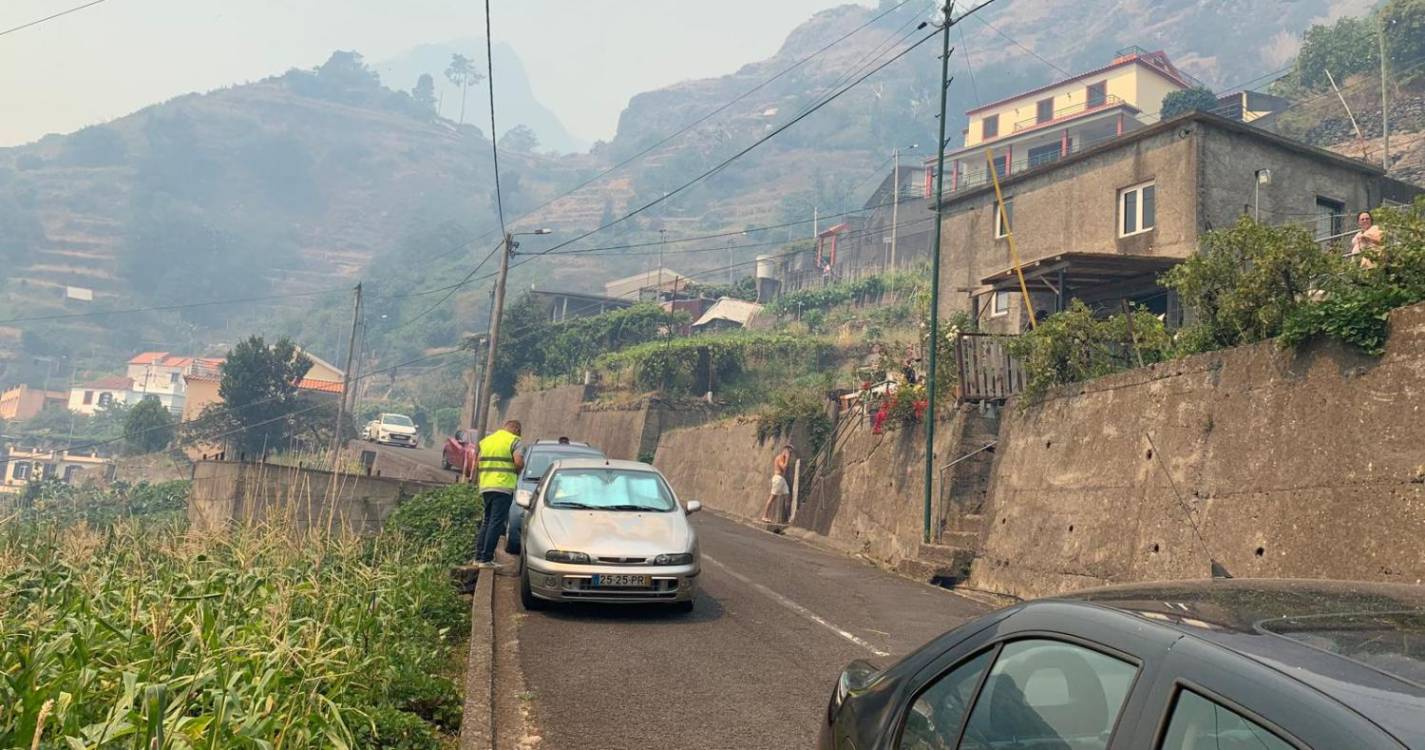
top-left (685, 500), bottom-right (702, 514)
top-left (514, 489), bottom-right (533, 509)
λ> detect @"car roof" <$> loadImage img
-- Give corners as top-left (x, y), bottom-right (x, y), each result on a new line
top-left (528, 439), bottom-right (597, 449)
top-left (1056, 578), bottom-right (1425, 743)
top-left (548, 457), bottom-right (659, 472)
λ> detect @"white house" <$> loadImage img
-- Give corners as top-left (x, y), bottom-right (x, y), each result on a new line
top-left (126, 352), bottom-right (197, 415)
top-left (67, 376), bottom-right (132, 416)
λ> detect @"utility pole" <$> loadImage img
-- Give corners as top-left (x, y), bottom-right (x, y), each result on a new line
top-left (473, 234), bottom-right (514, 443)
top-left (1378, 15), bottom-right (1390, 174)
top-left (890, 147), bottom-right (901, 272)
top-left (658, 228), bottom-right (667, 302)
top-left (331, 282), bottom-right (361, 465)
top-left (923, 0), bottom-right (954, 545)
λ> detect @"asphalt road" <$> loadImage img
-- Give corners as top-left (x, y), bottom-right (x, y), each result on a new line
top-left (507, 512), bottom-right (991, 749)
top-left (345, 438), bottom-right (453, 482)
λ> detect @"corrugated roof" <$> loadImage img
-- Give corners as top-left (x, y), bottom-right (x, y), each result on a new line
top-left (81, 376), bottom-right (132, 391)
top-left (693, 298), bottom-right (763, 328)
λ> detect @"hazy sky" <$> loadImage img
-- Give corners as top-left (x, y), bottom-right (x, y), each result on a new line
top-left (0, 0), bottom-right (862, 147)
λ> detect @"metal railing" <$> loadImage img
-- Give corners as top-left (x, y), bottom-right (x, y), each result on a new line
top-left (1013, 95), bottom-right (1125, 132)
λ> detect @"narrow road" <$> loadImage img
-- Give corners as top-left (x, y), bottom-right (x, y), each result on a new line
top-left (506, 512), bottom-right (991, 749)
top-left (344, 439), bottom-right (452, 483)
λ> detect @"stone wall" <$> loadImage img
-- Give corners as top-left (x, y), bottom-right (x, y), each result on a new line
top-left (653, 418), bottom-right (790, 520)
top-left (498, 386), bottom-right (717, 461)
top-left (188, 461), bottom-right (437, 534)
top-left (970, 302), bottom-right (1425, 599)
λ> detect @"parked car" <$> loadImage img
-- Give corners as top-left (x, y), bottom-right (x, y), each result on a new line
top-left (442, 430), bottom-right (478, 474)
top-left (505, 439), bottom-right (605, 553)
top-left (515, 458), bottom-right (701, 613)
top-left (362, 413), bottom-right (418, 448)
top-left (820, 578), bottom-right (1425, 749)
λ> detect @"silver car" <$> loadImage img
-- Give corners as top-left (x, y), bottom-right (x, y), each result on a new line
top-left (516, 458), bottom-right (701, 613)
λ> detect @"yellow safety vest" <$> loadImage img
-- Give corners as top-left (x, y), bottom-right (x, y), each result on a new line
top-left (477, 429), bottom-right (520, 492)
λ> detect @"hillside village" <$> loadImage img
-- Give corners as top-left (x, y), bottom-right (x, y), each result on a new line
top-left (4, 0), bottom-right (1425, 747)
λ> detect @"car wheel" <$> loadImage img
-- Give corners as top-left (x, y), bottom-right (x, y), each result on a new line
top-left (519, 562), bottom-right (545, 611)
top-left (670, 599), bottom-right (695, 614)
top-left (442, 457), bottom-right (451, 471)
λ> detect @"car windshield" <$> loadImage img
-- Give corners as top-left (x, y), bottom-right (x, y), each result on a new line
top-left (523, 447), bottom-right (603, 479)
top-left (544, 468), bottom-right (675, 512)
top-left (383, 415), bottom-right (413, 427)
top-left (1259, 611), bottom-right (1425, 686)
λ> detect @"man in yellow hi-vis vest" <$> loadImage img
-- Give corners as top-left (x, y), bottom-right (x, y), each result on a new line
top-left (474, 420), bottom-right (524, 566)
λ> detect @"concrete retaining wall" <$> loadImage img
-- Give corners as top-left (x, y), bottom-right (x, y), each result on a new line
top-left (188, 461), bottom-right (437, 534)
top-left (498, 386), bottom-right (717, 461)
top-left (653, 418), bottom-right (792, 520)
top-left (970, 302), bottom-right (1425, 599)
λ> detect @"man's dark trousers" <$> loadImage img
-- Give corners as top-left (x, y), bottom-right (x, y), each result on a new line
top-left (475, 490), bottom-right (513, 563)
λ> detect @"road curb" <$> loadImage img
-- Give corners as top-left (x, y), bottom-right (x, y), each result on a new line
top-left (458, 569), bottom-right (494, 750)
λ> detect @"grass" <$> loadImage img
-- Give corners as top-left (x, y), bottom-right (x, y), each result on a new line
top-left (0, 485), bottom-right (473, 749)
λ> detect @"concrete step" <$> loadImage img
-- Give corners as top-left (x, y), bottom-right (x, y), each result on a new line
top-left (917, 542), bottom-right (976, 568)
top-left (896, 557), bottom-right (971, 589)
top-left (935, 530), bottom-right (980, 549)
top-left (948, 513), bottom-right (986, 534)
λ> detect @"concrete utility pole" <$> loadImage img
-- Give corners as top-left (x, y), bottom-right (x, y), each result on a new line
top-left (923, 0), bottom-right (955, 545)
top-left (472, 229), bottom-right (551, 443)
top-left (331, 282), bottom-right (361, 466)
top-left (1378, 15), bottom-right (1390, 174)
top-left (472, 234), bottom-right (514, 443)
top-left (890, 147), bottom-right (901, 271)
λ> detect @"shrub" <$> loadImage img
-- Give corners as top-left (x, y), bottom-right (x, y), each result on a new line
top-left (352, 706), bottom-right (441, 750)
top-left (756, 385), bottom-right (833, 456)
top-left (385, 483), bottom-right (484, 568)
top-left (1280, 201), bottom-right (1425, 354)
top-left (596, 332), bottom-right (834, 394)
top-left (1162, 216), bottom-right (1346, 354)
top-left (1006, 301), bottom-right (1172, 404)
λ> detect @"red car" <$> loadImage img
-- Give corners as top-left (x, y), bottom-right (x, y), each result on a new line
top-left (442, 430), bottom-right (478, 478)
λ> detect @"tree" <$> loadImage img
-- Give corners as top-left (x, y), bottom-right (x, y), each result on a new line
top-left (444, 54), bottom-right (485, 125)
top-left (210, 336), bottom-right (313, 454)
top-left (124, 399), bottom-right (174, 454)
top-left (1381, 0), bottom-right (1425, 71)
top-left (498, 124), bottom-right (540, 153)
top-left (1160, 87), bottom-right (1221, 119)
top-left (411, 73), bottom-right (438, 112)
top-left (1289, 16), bottom-right (1378, 91)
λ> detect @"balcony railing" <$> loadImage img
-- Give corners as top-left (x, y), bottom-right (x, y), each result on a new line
top-left (1014, 95), bottom-right (1125, 133)
top-left (944, 127), bottom-right (1131, 196)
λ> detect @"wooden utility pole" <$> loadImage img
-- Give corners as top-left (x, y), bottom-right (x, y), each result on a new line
top-left (472, 233), bottom-right (513, 443)
top-left (1378, 15), bottom-right (1390, 174)
top-left (331, 282), bottom-right (361, 466)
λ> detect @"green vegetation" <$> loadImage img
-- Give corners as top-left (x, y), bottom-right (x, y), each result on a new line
top-left (596, 331), bottom-right (834, 394)
top-left (124, 399), bottom-right (175, 454)
top-left (185, 336), bottom-right (336, 454)
top-left (1, 480), bottom-right (471, 748)
top-left (755, 385), bottom-right (834, 457)
top-left (1160, 87), bottom-right (1220, 118)
top-left (765, 275), bottom-right (887, 316)
top-left (1274, 0), bottom-right (1425, 94)
top-left (385, 483), bottom-right (484, 568)
top-left (1005, 301), bottom-right (1173, 405)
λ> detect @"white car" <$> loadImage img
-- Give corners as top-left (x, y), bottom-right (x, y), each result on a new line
top-left (517, 458), bottom-right (701, 613)
top-left (363, 413), bottom-right (419, 448)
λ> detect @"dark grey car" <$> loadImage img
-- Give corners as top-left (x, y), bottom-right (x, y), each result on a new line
top-left (821, 578), bottom-right (1425, 749)
top-left (504, 439), bottom-right (604, 554)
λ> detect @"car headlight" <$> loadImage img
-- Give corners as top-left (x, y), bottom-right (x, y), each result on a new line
top-left (545, 550), bottom-right (591, 563)
top-left (653, 553), bottom-right (694, 565)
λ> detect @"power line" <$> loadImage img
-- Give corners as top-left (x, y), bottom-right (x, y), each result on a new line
top-left (972, 12), bottom-right (1070, 78)
top-left (484, 0), bottom-right (507, 238)
top-left (532, 26), bottom-right (942, 259)
top-left (385, 240), bottom-right (504, 332)
top-left (0, 0), bottom-right (110, 38)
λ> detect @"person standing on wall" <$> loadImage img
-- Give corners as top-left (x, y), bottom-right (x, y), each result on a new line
top-left (474, 419), bottom-right (524, 567)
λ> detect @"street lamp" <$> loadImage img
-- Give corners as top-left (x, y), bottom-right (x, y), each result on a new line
top-left (1253, 169), bottom-right (1272, 222)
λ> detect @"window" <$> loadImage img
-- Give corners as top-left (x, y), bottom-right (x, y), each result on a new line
top-left (982, 114), bottom-right (999, 140)
top-left (545, 469), bottom-right (676, 512)
top-left (1315, 196), bottom-right (1345, 241)
top-left (12, 461), bottom-right (31, 481)
top-left (1036, 97), bottom-right (1054, 124)
top-left (42, 463), bottom-right (57, 480)
top-left (992, 291), bottom-right (1011, 317)
top-left (1087, 81), bottom-right (1107, 108)
top-left (1120, 181), bottom-right (1156, 236)
top-left (169, 372), bottom-right (179, 384)
top-left (82, 390), bottom-right (94, 405)
top-left (994, 197), bottom-right (1013, 239)
top-left (1159, 690), bottom-right (1293, 750)
top-left (97, 392), bottom-right (113, 408)
top-left (63, 465), bottom-right (80, 484)
top-left (899, 650), bottom-right (994, 748)
top-left (959, 639), bottom-right (1138, 750)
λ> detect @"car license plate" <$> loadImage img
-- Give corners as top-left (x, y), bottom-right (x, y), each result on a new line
top-left (593, 574), bottom-right (650, 588)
